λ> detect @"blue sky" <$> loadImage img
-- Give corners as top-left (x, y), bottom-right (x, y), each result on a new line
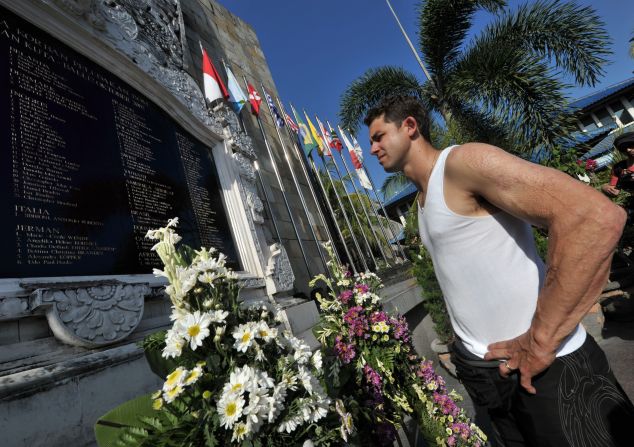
top-left (220, 0), bottom-right (634, 198)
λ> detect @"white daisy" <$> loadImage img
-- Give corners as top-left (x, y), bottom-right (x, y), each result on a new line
top-left (254, 321), bottom-right (277, 343)
top-left (183, 366), bottom-right (203, 386)
top-left (311, 350), bottom-right (323, 371)
top-left (217, 393), bottom-right (245, 429)
top-left (163, 367), bottom-right (187, 392)
top-left (209, 310), bottom-right (229, 324)
top-left (163, 384), bottom-right (184, 403)
top-left (222, 365), bottom-right (255, 396)
top-left (177, 311), bottom-right (212, 350)
top-left (231, 421), bottom-right (250, 443)
top-left (232, 322), bottom-right (256, 353)
top-left (277, 416), bottom-right (300, 434)
top-left (162, 330), bottom-right (185, 359)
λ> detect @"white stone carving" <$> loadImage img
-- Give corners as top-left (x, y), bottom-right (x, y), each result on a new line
top-left (29, 283), bottom-right (148, 348)
top-left (266, 243), bottom-right (295, 292)
top-left (0, 297), bottom-right (28, 317)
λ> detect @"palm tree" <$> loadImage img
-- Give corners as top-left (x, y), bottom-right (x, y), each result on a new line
top-left (340, 0), bottom-right (611, 160)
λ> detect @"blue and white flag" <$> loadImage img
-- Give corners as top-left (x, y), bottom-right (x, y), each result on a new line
top-left (226, 66), bottom-right (247, 113)
top-left (264, 91), bottom-right (285, 128)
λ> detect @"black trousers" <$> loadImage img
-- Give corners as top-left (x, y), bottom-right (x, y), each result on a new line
top-left (451, 335), bottom-right (634, 447)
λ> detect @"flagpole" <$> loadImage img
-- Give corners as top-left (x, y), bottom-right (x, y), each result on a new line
top-left (349, 128), bottom-right (408, 262)
top-left (325, 123), bottom-right (392, 267)
top-left (334, 124), bottom-right (402, 264)
top-left (384, 0), bottom-right (432, 83)
top-left (291, 104), bottom-right (367, 274)
top-left (296, 107), bottom-right (367, 271)
top-left (217, 59), bottom-right (283, 246)
top-left (330, 122), bottom-right (400, 264)
top-left (261, 85), bottom-right (331, 277)
top-left (278, 101), bottom-right (354, 273)
top-left (242, 77), bottom-right (313, 277)
top-left (314, 153), bottom-right (369, 272)
top-left (220, 58), bottom-right (247, 133)
top-left (309, 113), bottom-right (377, 271)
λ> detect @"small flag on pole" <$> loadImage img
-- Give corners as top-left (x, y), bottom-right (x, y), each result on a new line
top-left (278, 101), bottom-right (299, 133)
top-left (338, 125), bottom-right (373, 190)
top-left (200, 44), bottom-right (228, 103)
top-left (247, 83), bottom-right (262, 115)
top-left (291, 105), bottom-right (318, 155)
top-left (327, 122), bottom-right (343, 152)
top-left (264, 90), bottom-right (285, 127)
top-left (315, 116), bottom-right (332, 157)
top-left (285, 112), bottom-right (299, 133)
top-left (225, 66), bottom-right (247, 113)
top-left (304, 112), bottom-right (325, 156)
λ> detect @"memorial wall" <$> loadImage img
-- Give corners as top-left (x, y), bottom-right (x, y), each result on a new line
top-left (0, 4), bottom-right (239, 278)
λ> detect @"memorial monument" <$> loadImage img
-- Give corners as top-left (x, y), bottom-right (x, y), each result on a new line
top-left (0, 1), bottom-right (329, 445)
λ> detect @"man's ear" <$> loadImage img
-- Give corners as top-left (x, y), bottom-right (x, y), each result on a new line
top-left (403, 116), bottom-right (418, 137)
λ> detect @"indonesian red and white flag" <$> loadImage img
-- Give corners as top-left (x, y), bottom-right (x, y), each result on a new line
top-left (247, 83), bottom-right (262, 115)
top-left (338, 125), bottom-right (373, 190)
top-left (201, 45), bottom-right (228, 103)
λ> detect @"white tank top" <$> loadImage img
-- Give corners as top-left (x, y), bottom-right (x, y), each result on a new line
top-left (418, 146), bottom-right (585, 358)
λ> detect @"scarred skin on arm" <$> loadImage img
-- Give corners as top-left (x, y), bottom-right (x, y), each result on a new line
top-left (446, 142), bottom-right (626, 394)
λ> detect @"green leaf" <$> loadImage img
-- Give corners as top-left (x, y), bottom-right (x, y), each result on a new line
top-left (94, 393), bottom-right (155, 447)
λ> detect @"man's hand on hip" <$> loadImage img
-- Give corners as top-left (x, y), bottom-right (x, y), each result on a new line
top-left (484, 331), bottom-right (557, 394)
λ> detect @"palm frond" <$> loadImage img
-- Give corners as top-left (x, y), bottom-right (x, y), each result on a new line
top-left (381, 173), bottom-right (412, 200)
top-left (338, 66), bottom-right (425, 133)
top-left (476, 0), bottom-right (611, 86)
top-left (417, 0), bottom-right (506, 79)
top-left (447, 33), bottom-right (577, 149)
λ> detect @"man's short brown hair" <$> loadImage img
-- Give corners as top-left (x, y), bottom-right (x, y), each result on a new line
top-left (363, 95), bottom-right (431, 143)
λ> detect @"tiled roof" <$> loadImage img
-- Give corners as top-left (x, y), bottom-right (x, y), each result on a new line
top-left (568, 77), bottom-right (634, 111)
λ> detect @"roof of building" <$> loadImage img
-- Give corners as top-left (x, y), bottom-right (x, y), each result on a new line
top-left (568, 77), bottom-right (634, 111)
top-left (569, 123), bottom-right (616, 148)
top-left (382, 182), bottom-right (417, 209)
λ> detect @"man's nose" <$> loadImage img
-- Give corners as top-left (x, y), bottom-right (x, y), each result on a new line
top-left (370, 142), bottom-right (380, 155)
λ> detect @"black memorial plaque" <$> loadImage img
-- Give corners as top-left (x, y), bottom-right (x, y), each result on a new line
top-left (0, 6), bottom-right (240, 277)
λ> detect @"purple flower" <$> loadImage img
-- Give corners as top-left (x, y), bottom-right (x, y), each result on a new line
top-left (363, 364), bottom-right (383, 398)
top-left (433, 392), bottom-right (459, 417)
top-left (344, 306), bottom-right (369, 338)
top-left (370, 311), bottom-right (388, 324)
top-left (334, 335), bottom-right (356, 364)
top-left (339, 290), bottom-right (353, 304)
top-left (390, 316), bottom-right (411, 342)
top-left (354, 283), bottom-right (369, 295)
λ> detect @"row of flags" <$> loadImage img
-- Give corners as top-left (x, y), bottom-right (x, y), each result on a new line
top-left (200, 43), bottom-right (372, 190)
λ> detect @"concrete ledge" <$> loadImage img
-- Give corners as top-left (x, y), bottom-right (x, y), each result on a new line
top-left (380, 278), bottom-right (423, 316)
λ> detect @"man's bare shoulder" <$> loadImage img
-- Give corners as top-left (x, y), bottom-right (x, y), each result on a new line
top-left (445, 142), bottom-right (525, 186)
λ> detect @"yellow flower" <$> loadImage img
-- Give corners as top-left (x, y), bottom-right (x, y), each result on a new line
top-left (203, 390), bottom-right (212, 400)
top-left (371, 321), bottom-right (389, 333)
top-left (152, 398), bottom-right (163, 410)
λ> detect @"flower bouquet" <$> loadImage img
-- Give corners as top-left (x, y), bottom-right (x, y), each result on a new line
top-left (310, 244), bottom-right (487, 447)
top-left (94, 219), bottom-right (341, 447)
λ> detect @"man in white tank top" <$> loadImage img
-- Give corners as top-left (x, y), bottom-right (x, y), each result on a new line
top-left (364, 96), bottom-right (634, 446)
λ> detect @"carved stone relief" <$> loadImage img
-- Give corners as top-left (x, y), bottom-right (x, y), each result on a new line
top-left (266, 243), bottom-right (295, 292)
top-left (29, 282), bottom-right (148, 347)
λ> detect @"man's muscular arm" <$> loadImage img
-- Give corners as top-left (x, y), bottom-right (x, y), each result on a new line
top-left (447, 143), bottom-right (626, 394)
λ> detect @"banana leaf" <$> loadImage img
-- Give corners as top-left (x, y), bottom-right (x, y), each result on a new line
top-left (94, 393), bottom-right (153, 447)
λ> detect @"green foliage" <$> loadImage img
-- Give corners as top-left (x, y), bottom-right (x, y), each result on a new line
top-left (339, 0), bottom-right (611, 156)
